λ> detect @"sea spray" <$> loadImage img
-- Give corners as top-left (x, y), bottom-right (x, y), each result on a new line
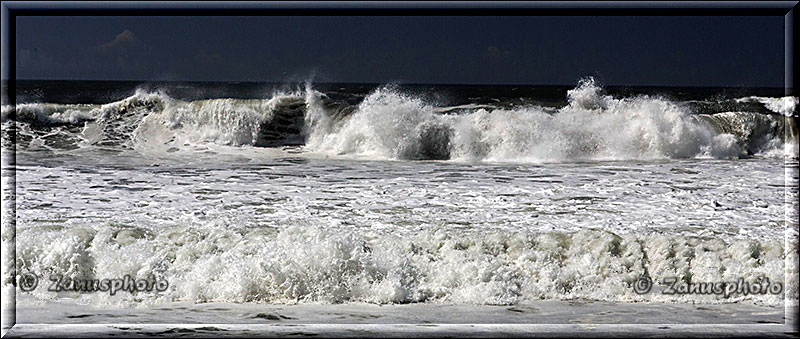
top-left (304, 78), bottom-right (788, 161)
top-left (15, 224), bottom-right (790, 306)
top-left (3, 78), bottom-right (795, 160)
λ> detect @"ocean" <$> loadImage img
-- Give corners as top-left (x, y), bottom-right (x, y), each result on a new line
top-left (1, 78), bottom-right (798, 334)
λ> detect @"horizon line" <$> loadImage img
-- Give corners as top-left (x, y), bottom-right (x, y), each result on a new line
top-left (3, 78), bottom-right (786, 89)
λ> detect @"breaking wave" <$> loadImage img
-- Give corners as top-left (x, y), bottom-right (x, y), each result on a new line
top-left (16, 224), bottom-right (794, 306)
top-left (305, 78), bottom-right (795, 161)
top-left (2, 78), bottom-right (796, 161)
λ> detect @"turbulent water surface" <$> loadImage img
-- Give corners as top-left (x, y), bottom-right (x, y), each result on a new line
top-left (1, 79), bottom-right (798, 324)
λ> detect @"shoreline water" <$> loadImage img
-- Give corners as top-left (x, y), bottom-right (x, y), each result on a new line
top-left (7, 298), bottom-right (796, 337)
top-left (12, 296), bottom-right (792, 324)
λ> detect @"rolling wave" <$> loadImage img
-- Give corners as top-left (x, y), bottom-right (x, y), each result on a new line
top-left (16, 224), bottom-right (792, 305)
top-left (305, 78), bottom-right (795, 161)
top-left (2, 78), bottom-right (796, 161)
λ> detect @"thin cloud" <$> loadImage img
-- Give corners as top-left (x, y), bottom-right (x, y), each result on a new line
top-left (97, 29), bottom-right (139, 54)
top-left (94, 29), bottom-right (153, 75)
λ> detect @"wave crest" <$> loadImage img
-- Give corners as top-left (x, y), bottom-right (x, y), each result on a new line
top-left (4, 78), bottom-right (795, 161)
top-left (305, 78), bottom-right (790, 161)
top-left (16, 224), bottom-right (791, 305)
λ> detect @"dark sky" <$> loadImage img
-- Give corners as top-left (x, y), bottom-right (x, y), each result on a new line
top-left (14, 16), bottom-right (785, 86)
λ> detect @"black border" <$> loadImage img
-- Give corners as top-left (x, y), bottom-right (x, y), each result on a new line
top-left (1, 1), bottom-right (799, 338)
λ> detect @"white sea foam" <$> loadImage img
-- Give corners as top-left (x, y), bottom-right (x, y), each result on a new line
top-left (15, 223), bottom-right (792, 306)
top-left (3, 89), bottom-right (306, 153)
top-left (730, 96), bottom-right (800, 157)
top-left (305, 78), bottom-right (788, 162)
top-left (132, 94), bottom-right (297, 149)
top-left (305, 85), bottom-right (452, 160)
top-left (733, 96), bottom-right (800, 157)
top-left (1, 103), bottom-right (98, 125)
top-left (10, 154), bottom-right (795, 307)
top-left (4, 79), bottom-right (793, 161)
top-left (4, 80), bottom-right (796, 316)
top-left (736, 96), bottom-right (798, 117)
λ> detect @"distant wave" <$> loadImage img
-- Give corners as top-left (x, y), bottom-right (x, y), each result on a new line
top-left (2, 77), bottom-right (797, 161)
top-left (736, 95), bottom-right (799, 117)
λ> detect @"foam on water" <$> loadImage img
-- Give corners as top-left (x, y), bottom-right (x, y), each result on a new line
top-left (733, 96), bottom-right (799, 157)
top-left (305, 78), bottom-right (792, 162)
top-left (15, 223), bottom-right (793, 306)
top-left (4, 88), bottom-right (308, 154)
top-left (305, 85), bottom-right (454, 160)
top-left (3, 77), bottom-right (795, 162)
top-left (132, 94), bottom-right (302, 150)
top-left (736, 96), bottom-right (799, 117)
top-left (8, 154), bottom-right (796, 307)
top-left (3, 79), bottom-right (797, 310)
top-left (2, 103), bottom-right (98, 125)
